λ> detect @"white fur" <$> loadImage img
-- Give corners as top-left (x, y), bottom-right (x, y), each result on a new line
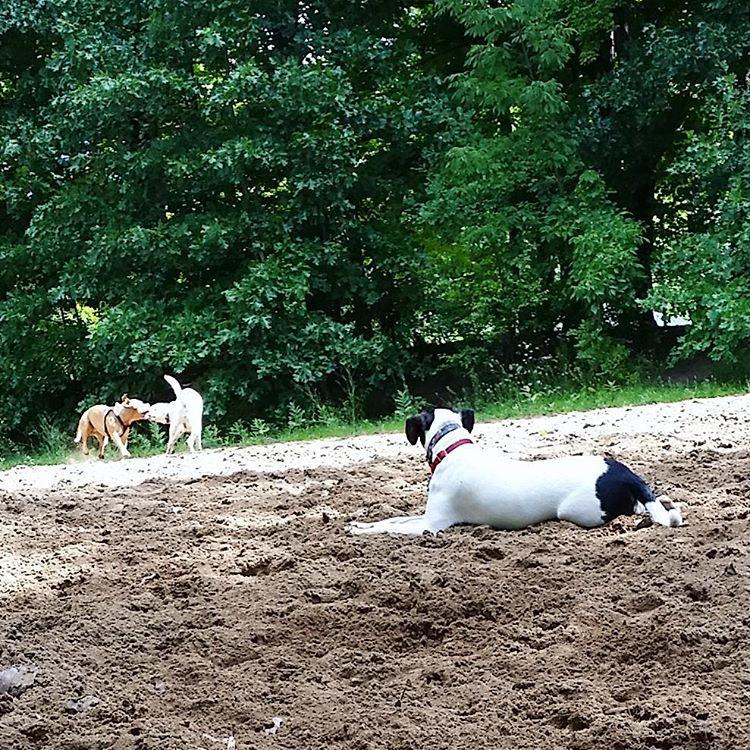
top-left (348, 408), bottom-right (682, 535)
top-left (116, 398), bottom-right (150, 417)
top-left (148, 375), bottom-right (204, 454)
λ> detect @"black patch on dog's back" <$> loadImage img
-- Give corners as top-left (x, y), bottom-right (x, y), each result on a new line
top-left (595, 458), bottom-right (654, 522)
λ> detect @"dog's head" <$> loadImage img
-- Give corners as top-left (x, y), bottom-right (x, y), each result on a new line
top-left (146, 402), bottom-right (171, 425)
top-left (405, 406), bottom-right (474, 450)
top-left (118, 393), bottom-right (151, 422)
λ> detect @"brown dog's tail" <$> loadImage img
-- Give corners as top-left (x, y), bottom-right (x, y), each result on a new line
top-left (74, 414), bottom-right (86, 443)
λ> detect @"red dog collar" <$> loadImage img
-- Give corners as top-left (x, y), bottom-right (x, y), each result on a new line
top-left (429, 438), bottom-right (473, 473)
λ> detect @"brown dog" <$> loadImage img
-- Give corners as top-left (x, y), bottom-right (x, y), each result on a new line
top-left (74, 394), bottom-right (151, 459)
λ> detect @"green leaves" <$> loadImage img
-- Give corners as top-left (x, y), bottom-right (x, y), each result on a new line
top-left (2, 0), bottom-right (750, 448)
top-left (551, 171), bottom-right (642, 310)
top-left (0, 0), bottom-right (453, 443)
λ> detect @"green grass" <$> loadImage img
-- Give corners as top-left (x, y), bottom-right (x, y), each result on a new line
top-left (0, 379), bottom-right (747, 471)
top-left (478, 379), bottom-right (747, 420)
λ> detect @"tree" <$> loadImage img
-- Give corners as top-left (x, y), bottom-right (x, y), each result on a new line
top-left (423, 0), bottom-right (750, 379)
top-left (422, 0), bottom-right (643, 381)
top-left (0, 1), bottom-right (456, 442)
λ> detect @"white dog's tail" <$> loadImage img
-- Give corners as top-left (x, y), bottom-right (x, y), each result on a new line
top-left (164, 374), bottom-right (184, 403)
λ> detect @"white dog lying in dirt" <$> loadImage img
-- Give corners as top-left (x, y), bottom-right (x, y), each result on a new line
top-left (147, 375), bottom-right (204, 454)
top-left (348, 407), bottom-right (682, 535)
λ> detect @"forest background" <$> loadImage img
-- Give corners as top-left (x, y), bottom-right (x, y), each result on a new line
top-left (2, 0), bottom-right (750, 454)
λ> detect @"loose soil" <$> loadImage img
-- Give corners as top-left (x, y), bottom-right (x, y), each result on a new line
top-left (1, 398), bottom-right (749, 749)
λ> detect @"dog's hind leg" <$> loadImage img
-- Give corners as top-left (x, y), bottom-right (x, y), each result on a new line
top-left (185, 413), bottom-right (203, 452)
top-left (347, 514), bottom-right (452, 536)
top-left (598, 459), bottom-right (683, 528)
top-left (77, 418), bottom-right (94, 455)
top-left (557, 488), bottom-right (608, 528)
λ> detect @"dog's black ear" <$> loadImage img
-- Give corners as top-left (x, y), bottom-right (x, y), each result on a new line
top-left (406, 412), bottom-right (432, 445)
top-left (405, 411), bottom-right (435, 445)
top-left (405, 415), bottom-right (425, 445)
top-left (460, 409), bottom-right (475, 433)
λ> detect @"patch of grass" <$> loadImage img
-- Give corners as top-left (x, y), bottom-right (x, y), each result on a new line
top-left (0, 379), bottom-right (747, 471)
top-left (477, 379), bottom-right (748, 421)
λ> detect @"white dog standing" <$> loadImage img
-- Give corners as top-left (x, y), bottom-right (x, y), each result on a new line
top-left (148, 375), bottom-right (204, 454)
top-left (348, 407), bottom-right (683, 535)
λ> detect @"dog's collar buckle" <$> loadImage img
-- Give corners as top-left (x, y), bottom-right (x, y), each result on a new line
top-left (429, 438), bottom-right (473, 474)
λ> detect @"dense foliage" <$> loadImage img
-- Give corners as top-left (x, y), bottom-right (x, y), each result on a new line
top-left (1, 0), bottom-right (749, 445)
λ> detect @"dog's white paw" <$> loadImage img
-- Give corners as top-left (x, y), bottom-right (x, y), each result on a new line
top-left (656, 494), bottom-right (683, 527)
top-left (668, 507), bottom-right (683, 527)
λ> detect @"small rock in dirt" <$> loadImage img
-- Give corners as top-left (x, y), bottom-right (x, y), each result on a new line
top-left (237, 554), bottom-right (295, 577)
top-left (724, 562), bottom-right (738, 577)
top-left (149, 680), bottom-right (167, 695)
top-left (0, 666), bottom-right (36, 697)
top-left (64, 695), bottom-right (100, 714)
top-left (264, 717), bottom-right (284, 735)
top-left (304, 588), bottom-right (339, 604)
top-left (475, 545), bottom-right (506, 561)
top-left (202, 731), bottom-right (236, 748)
top-left (0, 694), bottom-right (13, 715)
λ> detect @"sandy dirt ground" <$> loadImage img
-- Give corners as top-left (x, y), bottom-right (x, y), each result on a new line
top-left (1, 395), bottom-right (749, 749)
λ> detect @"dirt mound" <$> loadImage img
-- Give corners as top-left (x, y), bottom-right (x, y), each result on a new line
top-left (1, 448), bottom-right (748, 749)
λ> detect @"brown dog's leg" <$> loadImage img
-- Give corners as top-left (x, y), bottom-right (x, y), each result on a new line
top-left (81, 424), bottom-right (91, 455)
top-left (83, 420), bottom-right (94, 456)
top-left (111, 431), bottom-right (131, 458)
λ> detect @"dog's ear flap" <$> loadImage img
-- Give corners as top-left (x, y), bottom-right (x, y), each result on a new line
top-left (460, 409), bottom-right (475, 433)
top-left (121, 393), bottom-right (129, 403)
top-left (405, 414), bottom-right (426, 445)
